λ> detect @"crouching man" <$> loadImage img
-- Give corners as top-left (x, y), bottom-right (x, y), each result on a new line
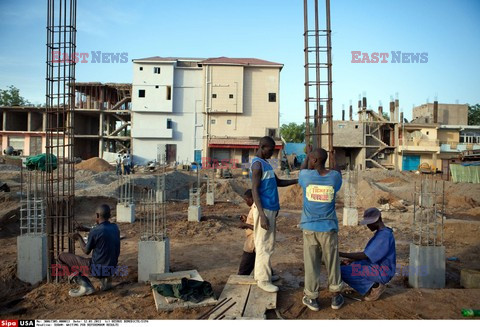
top-left (57, 204), bottom-right (121, 297)
top-left (339, 208), bottom-right (396, 301)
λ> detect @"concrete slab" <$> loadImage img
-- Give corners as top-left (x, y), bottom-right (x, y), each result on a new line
top-left (138, 238), bottom-right (170, 282)
top-left (460, 269), bottom-right (480, 289)
top-left (188, 205), bottom-right (201, 222)
top-left (17, 234), bottom-right (47, 284)
top-left (206, 192), bottom-right (214, 206)
top-left (408, 243), bottom-right (445, 288)
top-left (343, 207), bottom-right (358, 226)
top-left (116, 203), bottom-right (135, 223)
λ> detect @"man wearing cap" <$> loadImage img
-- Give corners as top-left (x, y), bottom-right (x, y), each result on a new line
top-left (58, 204), bottom-right (121, 297)
top-left (339, 207), bottom-right (396, 301)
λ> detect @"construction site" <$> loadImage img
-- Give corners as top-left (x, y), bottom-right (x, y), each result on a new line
top-left (0, 0), bottom-right (479, 322)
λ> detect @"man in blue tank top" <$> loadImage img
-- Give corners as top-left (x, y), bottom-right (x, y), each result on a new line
top-left (251, 136), bottom-right (298, 293)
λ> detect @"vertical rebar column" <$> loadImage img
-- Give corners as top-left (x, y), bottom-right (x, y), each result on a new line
top-left (303, 0), bottom-right (334, 167)
top-left (20, 167), bottom-right (46, 236)
top-left (412, 176), bottom-right (445, 246)
top-left (118, 175), bottom-right (134, 205)
top-left (140, 188), bottom-right (167, 242)
top-left (45, 0), bottom-right (77, 282)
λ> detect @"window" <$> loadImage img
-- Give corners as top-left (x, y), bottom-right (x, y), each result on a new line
top-left (229, 94), bottom-right (234, 99)
top-left (166, 86), bottom-right (171, 100)
top-left (267, 128), bottom-right (277, 138)
top-left (355, 125), bottom-right (359, 129)
top-left (268, 93), bottom-right (276, 102)
top-left (155, 85), bottom-right (159, 89)
top-left (426, 131), bottom-right (429, 135)
top-left (154, 67), bottom-right (161, 74)
top-left (211, 119), bottom-right (216, 124)
top-left (138, 89), bottom-right (145, 98)
top-left (8, 136), bottom-right (24, 151)
top-left (139, 67), bottom-right (143, 71)
top-left (212, 94), bottom-right (217, 99)
top-left (167, 119), bottom-right (172, 129)
top-left (227, 119), bottom-right (232, 125)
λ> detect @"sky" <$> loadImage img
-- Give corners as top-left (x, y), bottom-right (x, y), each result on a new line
top-left (0, 0), bottom-right (479, 123)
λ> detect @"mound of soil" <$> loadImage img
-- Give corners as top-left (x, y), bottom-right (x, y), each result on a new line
top-left (76, 157), bottom-right (115, 173)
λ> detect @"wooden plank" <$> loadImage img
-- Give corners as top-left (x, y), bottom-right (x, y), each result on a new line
top-left (226, 275), bottom-right (257, 285)
top-left (243, 285), bottom-right (277, 319)
top-left (150, 270), bottom-right (217, 312)
top-left (209, 283), bottom-right (251, 319)
top-left (149, 271), bottom-right (193, 281)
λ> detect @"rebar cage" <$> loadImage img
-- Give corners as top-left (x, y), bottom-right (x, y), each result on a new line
top-left (20, 166), bottom-right (46, 235)
top-left (45, 0), bottom-right (77, 282)
top-left (413, 176), bottom-right (445, 247)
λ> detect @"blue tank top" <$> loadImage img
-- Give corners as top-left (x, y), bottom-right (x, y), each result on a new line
top-left (250, 157), bottom-right (280, 211)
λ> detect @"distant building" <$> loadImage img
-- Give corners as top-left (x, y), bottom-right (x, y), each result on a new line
top-left (411, 103), bottom-right (468, 125)
top-left (131, 56), bottom-right (283, 166)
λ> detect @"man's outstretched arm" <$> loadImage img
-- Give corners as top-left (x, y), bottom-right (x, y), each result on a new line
top-left (275, 174), bottom-right (298, 187)
top-left (339, 251), bottom-right (368, 261)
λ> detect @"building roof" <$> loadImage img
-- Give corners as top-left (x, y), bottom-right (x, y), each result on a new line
top-left (132, 56), bottom-right (283, 68)
top-left (201, 57), bottom-right (283, 67)
top-left (133, 56), bottom-right (205, 63)
top-left (209, 138), bottom-right (283, 149)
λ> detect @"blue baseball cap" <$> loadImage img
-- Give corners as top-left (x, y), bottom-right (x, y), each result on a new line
top-left (359, 207), bottom-right (381, 225)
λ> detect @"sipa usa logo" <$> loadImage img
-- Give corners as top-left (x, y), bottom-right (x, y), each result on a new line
top-left (351, 51), bottom-right (428, 63)
top-left (52, 50), bottom-right (128, 63)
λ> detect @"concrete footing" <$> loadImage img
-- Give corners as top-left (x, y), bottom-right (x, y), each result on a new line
top-left (138, 238), bottom-right (170, 282)
top-left (188, 205), bottom-right (201, 222)
top-left (206, 192), bottom-right (215, 206)
top-left (116, 203), bottom-right (135, 223)
top-left (408, 243), bottom-right (445, 288)
top-left (156, 191), bottom-right (166, 204)
top-left (342, 207), bottom-right (358, 226)
top-left (461, 269), bottom-right (480, 289)
top-left (17, 234), bottom-right (47, 284)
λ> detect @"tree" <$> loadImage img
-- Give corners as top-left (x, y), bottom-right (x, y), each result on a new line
top-left (280, 122), bottom-right (304, 143)
top-left (382, 112), bottom-right (390, 121)
top-left (468, 104), bottom-right (480, 125)
top-left (0, 85), bottom-right (31, 106)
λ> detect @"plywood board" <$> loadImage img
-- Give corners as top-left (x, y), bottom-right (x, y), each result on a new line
top-left (150, 270), bottom-right (217, 312)
top-left (209, 275), bottom-right (277, 320)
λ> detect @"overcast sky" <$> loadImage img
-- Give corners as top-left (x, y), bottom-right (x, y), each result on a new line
top-left (1, 0), bottom-right (479, 123)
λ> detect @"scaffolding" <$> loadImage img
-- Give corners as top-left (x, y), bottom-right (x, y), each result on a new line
top-left (303, 0), bottom-right (334, 167)
top-left (45, 0), bottom-right (77, 282)
top-left (413, 177), bottom-right (445, 246)
top-left (20, 167), bottom-right (46, 236)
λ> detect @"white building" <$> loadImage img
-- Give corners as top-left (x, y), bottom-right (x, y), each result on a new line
top-left (131, 57), bottom-right (204, 165)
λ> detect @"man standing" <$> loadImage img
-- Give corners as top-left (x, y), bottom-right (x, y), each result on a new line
top-left (58, 204), bottom-right (121, 297)
top-left (339, 208), bottom-right (396, 301)
top-left (299, 147), bottom-right (344, 311)
top-left (251, 136), bottom-right (297, 292)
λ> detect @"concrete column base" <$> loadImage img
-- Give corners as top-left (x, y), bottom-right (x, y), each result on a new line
top-left (460, 269), bottom-right (480, 289)
top-left (188, 205), bottom-right (201, 222)
top-left (206, 192), bottom-right (215, 206)
top-left (156, 191), bottom-right (166, 204)
top-left (138, 238), bottom-right (170, 282)
top-left (343, 207), bottom-right (358, 226)
top-left (17, 234), bottom-right (47, 284)
top-left (116, 203), bottom-right (135, 223)
top-left (408, 243), bottom-right (445, 288)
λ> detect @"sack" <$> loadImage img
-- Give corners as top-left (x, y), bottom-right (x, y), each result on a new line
top-left (152, 278), bottom-right (214, 303)
top-left (25, 153), bottom-right (58, 172)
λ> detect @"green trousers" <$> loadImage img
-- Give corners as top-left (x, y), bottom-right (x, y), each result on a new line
top-left (303, 230), bottom-right (344, 299)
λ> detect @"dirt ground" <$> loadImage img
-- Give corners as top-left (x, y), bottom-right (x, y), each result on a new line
top-left (0, 164), bottom-right (479, 319)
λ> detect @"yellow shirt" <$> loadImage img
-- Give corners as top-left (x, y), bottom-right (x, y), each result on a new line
top-left (243, 204), bottom-right (256, 253)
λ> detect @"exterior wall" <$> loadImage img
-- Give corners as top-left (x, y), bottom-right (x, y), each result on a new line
top-left (207, 66), bottom-right (280, 139)
top-left (438, 129), bottom-right (459, 144)
top-left (209, 65), bottom-right (244, 114)
top-left (132, 63), bottom-right (203, 165)
top-left (132, 62), bottom-right (174, 113)
top-left (327, 121), bottom-right (364, 147)
top-left (1, 133), bottom-right (47, 156)
top-left (412, 103), bottom-right (468, 125)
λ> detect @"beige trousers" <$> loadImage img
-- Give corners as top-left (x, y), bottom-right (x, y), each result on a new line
top-left (253, 207), bottom-right (278, 282)
top-left (303, 230), bottom-right (344, 299)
